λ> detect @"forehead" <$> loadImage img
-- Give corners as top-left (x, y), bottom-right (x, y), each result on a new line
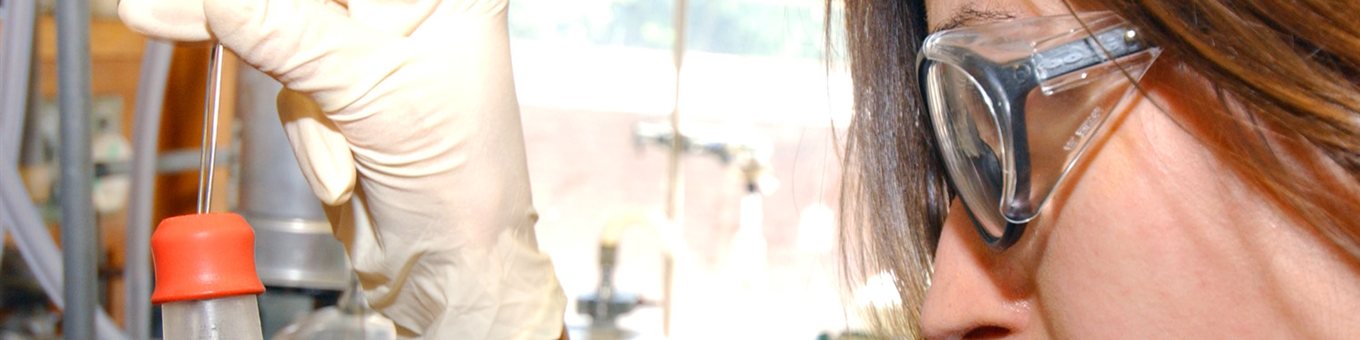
top-left (926, 0), bottom-right (1072, 32)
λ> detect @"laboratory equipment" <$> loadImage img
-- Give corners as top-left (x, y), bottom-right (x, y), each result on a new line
top-left (576, 232), bottom-right (644, 331)
top-left (126, 39), bottom-right (175, 340)
top-left (235, 56), bottom-right (354, 337)
top-left (4, 0), bottom-right (351, 336)
top-left (272, 278), bottom-right (397, 340)
top-left (152, 213), bottom-right (265, 340)
top-left (0, 0), bottom-right (128, 336)
top-left (56, 0), bottom-right (101, 335)
top-left (151, 44), bottom-right (265, 340)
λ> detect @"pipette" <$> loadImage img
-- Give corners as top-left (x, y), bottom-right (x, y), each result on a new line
top-left (196, 43), bottom-right (226, 213)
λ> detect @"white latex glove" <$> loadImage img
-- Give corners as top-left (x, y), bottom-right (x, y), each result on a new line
top-left (118, 0), bottom-right (567, 338)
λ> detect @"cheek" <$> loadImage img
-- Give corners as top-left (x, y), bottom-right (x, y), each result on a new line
top-left (1027, 106), bottom-right (1245, 337)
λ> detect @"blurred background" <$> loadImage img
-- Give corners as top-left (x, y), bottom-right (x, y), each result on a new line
top-left (510, 0), bottom-right (853, 338)
top-left (0, 0), bottom-right (869, 338)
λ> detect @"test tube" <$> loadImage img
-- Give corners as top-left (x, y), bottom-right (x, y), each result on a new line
top-left (152, 43), bottom-right (266, 340)
top-left (152, 213), bottom-right (265, 340)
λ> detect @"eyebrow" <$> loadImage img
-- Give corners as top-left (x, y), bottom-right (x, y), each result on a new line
top-left (932, 5), bottom-right (1018, 33)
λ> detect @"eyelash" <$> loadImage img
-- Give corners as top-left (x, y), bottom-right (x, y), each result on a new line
top-left (934, 7), bottom-right (1018, 33)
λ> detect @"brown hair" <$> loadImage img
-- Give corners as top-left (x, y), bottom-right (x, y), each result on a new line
top-left (835, 0), bottom-right (1360, 336)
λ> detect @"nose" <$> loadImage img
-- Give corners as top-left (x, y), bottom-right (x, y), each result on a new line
top-left (920, 203), bottom-right (1032, 339)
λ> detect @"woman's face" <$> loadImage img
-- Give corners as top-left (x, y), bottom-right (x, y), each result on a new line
top-left (920, 1), bottom-right (1360, 339)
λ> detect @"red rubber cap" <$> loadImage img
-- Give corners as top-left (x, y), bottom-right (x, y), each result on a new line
top-left (151, 213), bottom-right (265, 304)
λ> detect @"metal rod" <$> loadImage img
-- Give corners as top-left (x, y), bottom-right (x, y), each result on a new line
top-left (56, 0), bottom-right (99, 336)
top-left (0, 0), bottom-right (41, 308)
top-left (663, 0), bottom-right (687, 335)
top-left (1, 0), bottom-right (37, 162)
top-left (197, 44), bottom-right (226, 214)
top-left (0, 5), bottom-right (126, 336)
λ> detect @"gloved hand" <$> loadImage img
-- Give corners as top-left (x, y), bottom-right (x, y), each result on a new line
top-left (118, 0), bottom-right (567, 338)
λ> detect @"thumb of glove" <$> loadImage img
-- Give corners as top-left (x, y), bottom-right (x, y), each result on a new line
top-left (276, 89), bottom-right (357, 205)
top-left (118, 0), bottom-right (212, 42)
top-left (202, 0), bottom-right (405, 113)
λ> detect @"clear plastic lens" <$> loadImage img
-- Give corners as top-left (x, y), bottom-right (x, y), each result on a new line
top-left (925, 63), bottom-right (1009, 238)
top-left (920, 11), bottom-right (1160, 244)
top-left (1014, 50), bottom-right (1156, 221)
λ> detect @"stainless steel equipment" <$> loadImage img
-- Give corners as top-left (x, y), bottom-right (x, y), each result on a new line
top-left (235, 63), bottom-right (352, 291)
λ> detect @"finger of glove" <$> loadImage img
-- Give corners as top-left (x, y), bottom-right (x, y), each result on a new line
top-left (117, 0), bottom-right (349, 42)
top-left (344, 0), bottom-right (439, 36)
top-left (277, 89), bottom-right (357, 205)
top-left (118, 0), bottom-right (212, 41)
top-left (202, 0), bottom-right (405, 113)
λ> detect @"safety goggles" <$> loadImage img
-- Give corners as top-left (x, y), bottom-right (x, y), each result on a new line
top-left (918, 12), bottom-right (1160, 249)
